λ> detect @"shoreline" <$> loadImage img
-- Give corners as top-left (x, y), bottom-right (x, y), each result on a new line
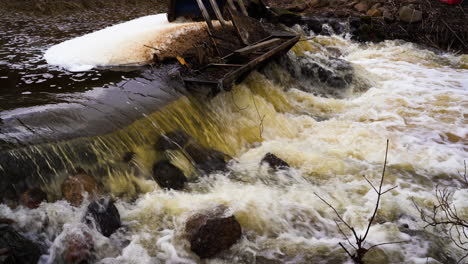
top-left (256, 0), bottom-right (468, 54)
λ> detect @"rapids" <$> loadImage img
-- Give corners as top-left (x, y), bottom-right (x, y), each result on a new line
top-left (1, 17), bottom-right (468, 264)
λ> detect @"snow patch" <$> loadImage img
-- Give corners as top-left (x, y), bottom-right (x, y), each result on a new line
top-left (44, 14), bottom-right (208, 72)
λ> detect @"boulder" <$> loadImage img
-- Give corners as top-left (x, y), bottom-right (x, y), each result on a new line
top-left (185, 144), bottom-right (230, 174)
top-left (20, 188), bottom-right (47, 209)
top-left (61, 171), bottom-right (99, 206)
top-left (155, 130), bottom-right (191, 151)
top-left (398, 5), bottom-right (422, 23)
top-left (261, 153), bottom-right (290, 170)
top-left (186, 206), bottom-right (242, 258)
top-left (0, 225), bottom-right (42, 264)
top-left (63, 232), bottom-right (94, 264)
top-left (152, 160), bottom-right (187, 190)
top-left (84, 198), bottom-right (121, 237)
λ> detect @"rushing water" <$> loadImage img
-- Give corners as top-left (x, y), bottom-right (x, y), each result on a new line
top-left (1, 9), bottom-right (468, 264)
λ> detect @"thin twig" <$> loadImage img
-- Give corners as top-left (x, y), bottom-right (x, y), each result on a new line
top-left (362, 139), bottom-right (389, 242)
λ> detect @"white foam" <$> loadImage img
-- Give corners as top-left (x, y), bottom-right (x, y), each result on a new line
top-left (44, 14), bottom-right (206, 71)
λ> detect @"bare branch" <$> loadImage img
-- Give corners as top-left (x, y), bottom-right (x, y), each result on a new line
top-left (362, 139), bottom-right (389, 242)
top-left (362, 175), bottom-right (378, 194)
top-left (367, 240), bottom-right (409, 251)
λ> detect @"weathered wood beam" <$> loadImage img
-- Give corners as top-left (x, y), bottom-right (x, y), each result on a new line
top-left (233, 38), bottom-right (282, 56)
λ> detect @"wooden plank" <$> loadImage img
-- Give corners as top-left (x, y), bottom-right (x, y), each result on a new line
top-left (222, 36), bottom-right (300, 87)
top-left (182, 35), bottom-right (300, 90)
top-left (234, 38), bottom-right (282, 56)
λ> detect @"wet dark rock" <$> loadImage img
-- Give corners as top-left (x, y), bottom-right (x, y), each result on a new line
top-left (152, 160), bottom-right (187, 190)
top-left (185, 144), bottom-right (230, 174)
top-left (63, 232), bottom-right (94, 264)
top-left (382, 8), bottom-right (395, 22)
top-left (155, 130), bottom-right (191, 151)
top-left (398, 5), bottom-right (422, 23)
top-left (20, 188), bottom-right (47, 209)
top-left (61, 171), bottom-right (99, 206)
top-left (0, 225), bottom-right (42, 264)
top-left (0, 219), bottom-right (15, 225)
top-left (261, 153), bottom-right (290, 170)
top-left (186, 206), bottom-right (242, 259)
top-left (122, 151), bottom-right (135, 163)
top-left (297, 56), bottom-right (354, 94)
top-left (400, 228), bottom-right (456, 264)
top-left (1, 186), bottom-right (19, 209)
top-left (84, 198), bottom-right (121, 237)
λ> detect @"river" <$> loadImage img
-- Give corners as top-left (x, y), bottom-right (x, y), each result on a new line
top-left (0, 5), bottom-right (467, 264)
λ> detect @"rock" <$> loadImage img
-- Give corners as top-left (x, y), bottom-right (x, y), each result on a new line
top-left (361, 247), bottom-right (390, 264)
top-left (371, 3), bottom-right (382, 9)
top-left (1, 186), bottom-right (19, 209)
top-left (354, 1), bottom-right (370, 13)
top-left (0, 225), bottom-right (42, 264)
top-left (20, 188), bottom-right (47, 209)
top-left (122, 151), bottom-right (135, 163)
top-left (84, 198), bottom-right (121, 237)
top-left (155, 130), bottom-right (191, 151)
top-left (0, 218), bottom-right (15, 225)
top-left (398, 5), bottom-right (422, 23)
top-left (308, 0), bottom-right (329, 8)
top-left (152, 160), bottom-right (187, 190)
top-left (382, 8), bottom-right (395, 22)
top-left (261, 153), bottom-right (290, 170)
top-left (63, 232), bottom-right (94, 264)
top-left (61, 171), bottom-right (99, 206)
top-left (186, 206), bottom-right (242, 258)
top-left (367, 8), bottom-right (382, 17)
top-left (308, 0), bottom-right (322, 8)
top-left (400, 228), bottom-right (457, 264)
top-left (287, 2), bottom-right (307, 12)
top-left (185, 144), bottom-right (230, 174)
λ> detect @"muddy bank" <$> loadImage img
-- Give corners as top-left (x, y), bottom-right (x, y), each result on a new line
top-left (0, 0), bottom-right (168, 15)
top-left (258, 0), bottom-right (468, 53)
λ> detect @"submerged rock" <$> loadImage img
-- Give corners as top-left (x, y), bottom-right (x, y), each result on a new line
top-left (63, 232), bottom-right (94, 264)
top-left (61, 170), bottom-right (99, 206)
top-left (152, 160), bottom-right (187, 190)
top-left (0, 225), bottom-right (42, 264)
top-left (261, 153), bottom-right (290, 170)
top-left (20, 188), bottom-right (47, 209)
top-left (155, 130), bottom-right (191, 151)
top-left (185, 144), bottom-right (230, 174)
top-left (186, 206), bottom-right (242, 258)
top-left (84, 198), bottom-right (121, 237)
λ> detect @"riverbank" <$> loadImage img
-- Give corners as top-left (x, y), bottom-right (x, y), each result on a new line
top-left (259, 0), bottom-right (468, 54)
top-left (0, 0), bottom-right (167, 15)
